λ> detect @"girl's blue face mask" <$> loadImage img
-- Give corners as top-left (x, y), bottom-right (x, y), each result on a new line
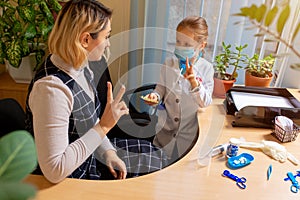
top-left (174, 46), bottom-right (202, 75)
top-left (174, 46), bottom-right (195, 60)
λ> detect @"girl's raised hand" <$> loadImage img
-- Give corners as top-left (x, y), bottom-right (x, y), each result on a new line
top-left (183, 57), bottom-right (195, 80)
top-left (184, 57), bottom-right (199, 89)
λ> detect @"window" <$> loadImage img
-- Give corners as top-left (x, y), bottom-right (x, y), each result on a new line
top-left (128, 0), bottom-right (299, 87)
top-left (166, 0), bottom-right (233, 62)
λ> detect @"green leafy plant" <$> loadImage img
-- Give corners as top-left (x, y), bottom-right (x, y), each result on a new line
top-left (245, 53), bottom-right (275, 78)
top-left (214, 41), bottom-right (248, 80)
top-left (0, 130), bottom-right (38, 200)
top-left (235, 2), bottom-right (300, 70)
top-left (0, 0), bottom-right (62, 69)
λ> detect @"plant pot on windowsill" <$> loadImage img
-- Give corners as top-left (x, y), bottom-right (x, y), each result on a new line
top-left (244, 54), bottom-right (275, 87)
top-left (213, 42), bottom-right (248, 98)
top-left (213, 75), bottom-right (236, 98)
top-left (244, 70), bottom-right (273, 87)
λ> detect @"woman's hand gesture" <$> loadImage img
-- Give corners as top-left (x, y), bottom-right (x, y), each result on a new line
top-left (99, 82), bottom-right (129, 134)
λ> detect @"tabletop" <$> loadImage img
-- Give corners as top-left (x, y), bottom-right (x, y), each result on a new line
top-left (24, 89), bottom-right (300, 200)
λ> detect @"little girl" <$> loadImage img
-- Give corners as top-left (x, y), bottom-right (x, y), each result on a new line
top-left (144, 16), bottom-right (214, 163)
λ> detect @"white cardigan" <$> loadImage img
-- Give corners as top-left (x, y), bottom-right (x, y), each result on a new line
top-left (153, 56), bottom-right (214, 159)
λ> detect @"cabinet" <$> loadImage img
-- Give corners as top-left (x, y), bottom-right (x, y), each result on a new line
top-left (0, 72), bottom-right (29, 110)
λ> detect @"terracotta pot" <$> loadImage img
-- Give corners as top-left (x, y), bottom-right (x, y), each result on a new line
top-left (213, 77), bottom-right (236, 98)
top-left (244, 71), bottom-right (273, 87)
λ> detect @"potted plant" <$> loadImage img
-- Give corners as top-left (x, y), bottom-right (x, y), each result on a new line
top-left (244, 53), bottom-right (275, 87)
top-left (0, 0), bottom-right (62, 83)
top-left (213, 41), bottom-right (248, 98)
top-left (235, 3), bottom-right (300, 72)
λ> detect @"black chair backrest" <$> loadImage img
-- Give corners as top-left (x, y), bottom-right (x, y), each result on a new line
top-left (0, 98), bottom-right (26, 137)
top-left (90, 58), bottom-right (157, 141)
top-left (123, 84), bottom-right (157, 126)
top-left (89, 58), bottom-right (112, 118)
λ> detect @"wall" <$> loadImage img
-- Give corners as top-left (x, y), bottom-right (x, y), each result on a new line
top-left (100, 0), bottom-right (131, 85)
top-left (1, 1), bottom-right (132, 86)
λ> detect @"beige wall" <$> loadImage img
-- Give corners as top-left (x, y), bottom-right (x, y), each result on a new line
top-left (100, 0), bottom-right (131, 85)
top-left (1, 1), bottom-right (136, 84)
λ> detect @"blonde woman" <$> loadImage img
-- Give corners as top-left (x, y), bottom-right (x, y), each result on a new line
top-left (25, 0), bottom-right (167, 183)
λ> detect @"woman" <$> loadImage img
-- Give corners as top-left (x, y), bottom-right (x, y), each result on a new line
top-left (25, 0), bottom-right (167, 183)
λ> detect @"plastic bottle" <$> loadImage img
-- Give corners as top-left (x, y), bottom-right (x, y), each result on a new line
top-left (226, 138), bottom-right (239, 158)
top-left (211, 143), bottom-right (228, 157)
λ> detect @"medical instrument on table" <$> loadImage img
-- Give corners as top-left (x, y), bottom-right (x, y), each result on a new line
top-left (210, 143), bottom-right (228, 157)
top-left (226, 139), bottom-right (239, 158)
top-left (222, 170), bottom-right (247, 189)
top-left (227, 153), bottom-right (254, 169)
top-left (229, 138), bottom-right (299, 165)
top-left (267, 164), bottom-right (272, 181)
top-left (284, 171), bottom-right (300, 181)
top-left (285, 172), bottom-right (300, 193)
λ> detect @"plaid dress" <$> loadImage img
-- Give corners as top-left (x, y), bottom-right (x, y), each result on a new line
top-left (25, 55), bottom-right (168, 180)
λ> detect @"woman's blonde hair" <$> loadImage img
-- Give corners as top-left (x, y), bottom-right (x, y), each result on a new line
top-left (48, 0), bottom-right (112, 69)
top-left (177, 16), bottom-right (208, 46)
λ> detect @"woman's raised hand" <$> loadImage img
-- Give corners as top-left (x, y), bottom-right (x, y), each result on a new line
top-left (99, 82), bottom-right (129, 134)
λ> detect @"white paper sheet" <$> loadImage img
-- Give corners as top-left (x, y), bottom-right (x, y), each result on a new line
top-left (231, 91), bottom-right (295, 111)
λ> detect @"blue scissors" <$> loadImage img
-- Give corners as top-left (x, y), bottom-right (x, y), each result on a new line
top-left (222, 170), bottom-right (247, 189)
top-left (285, 172), bottom-right (300, 193)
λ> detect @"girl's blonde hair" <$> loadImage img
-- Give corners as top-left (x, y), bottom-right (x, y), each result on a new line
top-left (48, 0), bottom-right (112, 69)
top-left (177, 16), bottom-right (208, 46)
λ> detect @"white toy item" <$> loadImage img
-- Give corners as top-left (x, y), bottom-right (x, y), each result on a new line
top-left (229, 138), bottom-right (299, 165)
